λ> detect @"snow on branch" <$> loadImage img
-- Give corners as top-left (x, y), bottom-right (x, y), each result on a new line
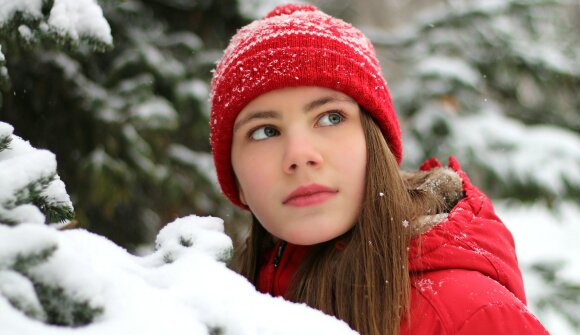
top-left (365, 0), bottom-right (575, 47)
top-left (0, 0), bottom-right (112, 48)
top-left (0, 44), bottom-right (7, 89)
top-left (0, 122), bottom-right (74, 226)
top-left (47, 0), bottom-right (112, 46)
top-left (0, 215), bottom-right (357, 334)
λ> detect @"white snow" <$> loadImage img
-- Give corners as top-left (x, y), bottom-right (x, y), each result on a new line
top-left (0, 216), bottom-right (357, 334)
top-left (0, 223), bottom-right (58, 268)
top-left (417, 56), bottom-right (480, 88)
top-left (140, 45), bottom-right (185, 79)
top-left (116, 74), bottom-right (154, 95)
top-left (41, 176), bottom-right (73, 212)
top-left (0, 0), bottom-right (43, 26)
top-left (450, 108), bottom-right (580, 195)
top-left (0, 122), bottom-right (73, 225)
top-left (498, 201), bottom-right (580, 283)
top-left (0, 121), bottom-right (13, 138)
top-left (1, 204), bottom-right (45, 226)
top-left (0, 149), bottom-right (56, 216)
top-left (153, 216), bottom-right (233, 264)
top-left (48, 0), bottom-right (112, 45)
top-left (86, 147), bottom-right (127, 174)
top-left (160, 32), bottom-right (203, 51)
top-left (129, 97), bottom-right (178, 130)
top-left (176, 79), bottom-right (210, 115)
top-left (168, 144), bottom-right (218, 187)
top-left (0, 0), bottom-right (112, 46)
top-left (122, 125), bottom-right (168, 180)
top-left (17, 25), bottom-right (34, 42)
top-left (0, 270), bottom-right (45, 321)
top-left (40, 53), bottom-right (80, 81)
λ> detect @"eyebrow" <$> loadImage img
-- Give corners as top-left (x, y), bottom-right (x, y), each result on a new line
top-left (233, 95), bottom-right (357, 133)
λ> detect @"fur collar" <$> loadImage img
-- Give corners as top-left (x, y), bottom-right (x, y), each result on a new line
top-left (401, 167), bottom-right (464, 235)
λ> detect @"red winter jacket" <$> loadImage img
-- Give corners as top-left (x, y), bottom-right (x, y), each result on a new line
top-left (257, 157), bottom-right (549, 334)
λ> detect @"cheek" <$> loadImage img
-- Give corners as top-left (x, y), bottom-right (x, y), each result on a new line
top-left (238, 166), bottom-right (268, 198)
top-left (339, 134), bottom-right (367, 190)
top-left (232, 147), bottom-right (278, 205)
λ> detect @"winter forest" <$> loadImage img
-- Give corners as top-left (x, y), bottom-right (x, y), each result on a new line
top-left (0, 0), bottom-right (578, 333)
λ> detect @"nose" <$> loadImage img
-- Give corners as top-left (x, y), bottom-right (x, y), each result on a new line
top-left (282, 132), bottom-right (323, 174)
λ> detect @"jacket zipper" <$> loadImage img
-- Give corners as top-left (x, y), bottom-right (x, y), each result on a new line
top-left (272, 240), bottom-right (287, 268)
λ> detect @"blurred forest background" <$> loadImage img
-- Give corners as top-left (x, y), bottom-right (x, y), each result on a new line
top-left (1, 0), bottom-right (579, 333)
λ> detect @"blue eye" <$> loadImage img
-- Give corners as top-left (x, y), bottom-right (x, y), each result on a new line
top-left (318, 112), bottom-right (344, 126)
top-left (250, 126), bottom-right (279, 140)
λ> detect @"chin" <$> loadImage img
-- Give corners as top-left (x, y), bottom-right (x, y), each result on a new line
top-left (283, 229), bottom-right (340, 246)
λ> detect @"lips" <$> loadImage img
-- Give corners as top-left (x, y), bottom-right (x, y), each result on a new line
top-left (283, 183), bottom-right (338, 207)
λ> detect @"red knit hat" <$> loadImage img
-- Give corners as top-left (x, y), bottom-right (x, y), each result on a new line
top-left (210, 4), bottom-right (402, 208)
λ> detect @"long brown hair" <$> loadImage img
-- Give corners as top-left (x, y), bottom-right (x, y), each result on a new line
top-left (231, 111), bottom-right (442, 334)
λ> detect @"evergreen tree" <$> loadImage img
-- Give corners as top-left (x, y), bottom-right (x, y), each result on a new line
top-left (0, 0), bottom-right (248, 250)
top-left (0, 0), bottom-right (113, 89)
top-left (366, 0), bottom-right (580, 202)
top-left (0, 121), bottom-right (102, 326)
top-left (0, 122), bottom-right (74, 226)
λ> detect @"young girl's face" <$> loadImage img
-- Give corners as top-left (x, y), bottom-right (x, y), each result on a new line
top-left (231, 86), bottom-right (367, 245)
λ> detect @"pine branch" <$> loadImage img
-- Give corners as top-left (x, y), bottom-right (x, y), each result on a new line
top-left (36, 199), bottom-right (74, 224)
top-left (531, 262), bottom-right (580, 329)
top-left (1, 173), bottom-right (74, 225)
top-left (8, 175), bottom-right (54, 208)
top-left (0, 43), bottom-right (7, 90)
top-left (0, 270), bottom-right (48, 322)
top-left (368, 0), bottom-right (575, 48)
top-left (0, 0), bottom-right (113, 89)
top-left (31, 280), bottom-right (104, 327)
top-left (5, 236), bottom-right (102, 326)
top-left (12, 244), bottom-right (58, 272)
top-left (0, 133), bottom-right (11, 151)
top-left (0, 214), bottom-right (19, 226)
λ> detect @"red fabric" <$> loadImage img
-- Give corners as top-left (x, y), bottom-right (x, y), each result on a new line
top-left (257, 241), bottom-right (312, 298)
top-left (401, 157), bottom-right (548, 334)
top-left (419, 157), bottom-right (443, 171)
top-left (209, 4), bottom-right (402, 208)
top-left (257, 157), bottom-right (549, 334)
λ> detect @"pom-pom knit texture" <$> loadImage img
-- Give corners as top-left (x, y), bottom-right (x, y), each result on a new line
top-left (210, 4), bottom-right (402, 208)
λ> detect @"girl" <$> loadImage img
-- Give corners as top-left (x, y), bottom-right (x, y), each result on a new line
top-left (209, 4), bottom-right (549, 335)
